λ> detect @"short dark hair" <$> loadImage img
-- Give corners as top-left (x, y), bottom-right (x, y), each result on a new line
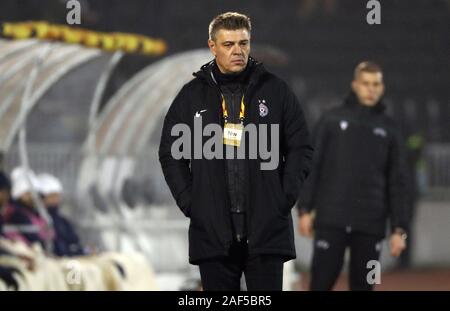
top-left (354, 61), bottom-right (383, 79)
top-left (208, 12), bottom-right (251, 41)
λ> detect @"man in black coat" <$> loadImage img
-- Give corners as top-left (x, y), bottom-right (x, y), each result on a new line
top-left (159, 12), bottom-right (313, 290)
top-left (297, 61), bottom-right (410, 291)
top-left (38, 174), bottom-right (84, 257)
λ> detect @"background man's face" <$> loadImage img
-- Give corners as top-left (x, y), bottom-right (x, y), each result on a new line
top-left (208, 28), bottom-right (250, 74)
top-left (43, 193), bottom-right (61, 207)
top-left (352, 71), bottom-right (385, 106)
top-left (0, 189), bottom-right (9, 207)
top-left (19, 192), bottom-right (34, 207)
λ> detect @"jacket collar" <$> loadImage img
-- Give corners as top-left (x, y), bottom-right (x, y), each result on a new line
top-left (344, 91), bottom-right (386, 114)
top-left (193, 56), bottom-right (267, 89)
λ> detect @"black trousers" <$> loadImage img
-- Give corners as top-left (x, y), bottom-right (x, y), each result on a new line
top-left (310, 227), bottom-right (383, 291)
top-left (198, 240), bottom-right (284, 291)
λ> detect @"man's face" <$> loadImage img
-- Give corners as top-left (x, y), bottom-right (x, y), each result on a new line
top-left (0, 189), bottom-right (9, 207)
top-left (351, 71), bottom-right (385, 106)
top-left (208, 28), bottom-right (250, 74)
top-left (20, 192), bottom-right (34, 207)
top-left (43, 193), bottom-right (61, 207)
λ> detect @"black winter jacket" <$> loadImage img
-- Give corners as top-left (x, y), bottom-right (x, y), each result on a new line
top-left (297, 92), bottom-right (410, 237)
top-left (212, 61), bottom-right (252, 241)
top-left (48, 208), bottom-right (84, 257)
top-left (159, 58), bottom-right (313, 264)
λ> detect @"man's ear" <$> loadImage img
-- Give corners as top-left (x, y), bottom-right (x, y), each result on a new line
top-left (208, 39), bottom-right (216, 56)
top-left (351, 80), bottom-right (357, 92)
top-left (380, 83), bottom-right (385, 97)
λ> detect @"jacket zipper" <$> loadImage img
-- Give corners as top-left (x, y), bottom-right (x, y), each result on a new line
top-left (214, 86), bottom-right (234, 251)
top-left (211, 74), bottom-right (257, 250)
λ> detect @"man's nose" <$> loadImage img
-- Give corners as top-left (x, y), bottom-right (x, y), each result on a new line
top-left (232, 44), bottom-right (242, 55)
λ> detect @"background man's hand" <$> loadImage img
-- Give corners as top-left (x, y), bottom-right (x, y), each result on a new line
top-left (297, 213), bottom-right (313, 237)
top-left (390, 233), bottom-right (407, 257)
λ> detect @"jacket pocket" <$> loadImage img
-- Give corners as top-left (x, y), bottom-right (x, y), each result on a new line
top-left (271, 173), bottom-right (290, 218)
top-left (177, 186), bottom-right (192, 218)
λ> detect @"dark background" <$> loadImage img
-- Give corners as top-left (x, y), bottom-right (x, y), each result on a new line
top-left (1, 0), bottom-right (449, 141)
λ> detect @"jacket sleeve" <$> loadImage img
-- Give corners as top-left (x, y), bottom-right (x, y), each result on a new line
top-left (8, 210), bottom-right (41, 244)
top-left (59, 216), bottom-right (85, 255)
top-left (280, 82), bottom-right (314, 209)
top-left (158, 85), bottom-right (193, 217)
top-left (296, 114), bottom-right (330, 214)
top-left (387, 127), bottom-right (411, 233)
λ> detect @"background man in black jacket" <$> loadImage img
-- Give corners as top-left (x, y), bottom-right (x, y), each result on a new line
top-left (159, 12), bottom-right (313, 290)
top-left (297, 61), bottom-right (410, 291)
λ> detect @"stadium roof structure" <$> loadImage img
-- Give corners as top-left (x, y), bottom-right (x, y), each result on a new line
top-left (0, 38), bottom-right (101, 152)
top-left (0, 24), bottom-right (171, 253)
top-left (77, 49), bottom-right (212, 219)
